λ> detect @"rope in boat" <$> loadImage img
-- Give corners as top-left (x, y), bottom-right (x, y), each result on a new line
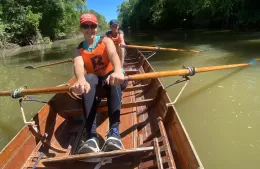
top-left (85, 128), bottom-right (125, 169)
top-left (11, 86), bottom-right (27, 98)
top-left (167, 79), bottom-right (189, 105)
top-left (18, 96), bottom-right (47, 131)
top-left (19, 96), bottom-right (60, 168)
top-left (21, 96), bottom-right (47, 103)
top-left (143, 51), bottom-right (156, 60)
top-left (139, 51), bottom-right (156, 60)
top-left (94, 158), bottom-right (112, 169)
top-left (164, 66), bottom-right (195, 105)
top-left (32, 152), bottom-right (44, 169)
top-left (92, 154), bottom-right (125, 169)
top-left (31, 133), bottom-right (49, 169)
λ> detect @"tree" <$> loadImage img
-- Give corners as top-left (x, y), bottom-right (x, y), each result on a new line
top-left (117, 0), bottom-right (260, 30)
top-left (0, 0), bottom-right (108, 46)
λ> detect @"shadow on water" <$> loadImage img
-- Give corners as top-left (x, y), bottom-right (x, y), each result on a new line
top-left (0, 119), bottom-right (17, 135)
top-left (126, 30), bottom-right (260, 63)
top-left (31, 68), bottom-right (72, 79)
top-left (176, 67), bottom-right (246, 106)
top-left (124, 30), bottom-right (260, 169)
top-left (0, 40), bottom-right (81, 66)
top-left (8, 49), bottom-right (72, 61)
top-left (185, 31), bottom-right (260, 58)
top-left (148, 51), bottom-right (200, 63)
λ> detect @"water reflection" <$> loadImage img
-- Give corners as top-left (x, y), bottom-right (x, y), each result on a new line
top-left (126, 30), bottom-right (260, 169)
top-left (1, 30), bottom-right (260, 169)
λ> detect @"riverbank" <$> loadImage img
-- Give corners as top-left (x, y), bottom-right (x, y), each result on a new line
top-left (0, 41), bottom-right (20, 50)
top-left (0, 36), bottom-right (83, 58)
top-left (0, 33), bottom-right (83, 50)
top-left (0, 31), bottom-right (108, 58)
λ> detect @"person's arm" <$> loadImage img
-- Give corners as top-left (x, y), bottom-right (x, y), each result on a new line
top-left (119, 30), bottom-right (125, 45)
top-left (104, 37), bottom-right (122, 73)
top-left (73, 48), bottom-right (85, 81)
top-left (103, 37), bottom-right (124, 85)
top-left (119, 31), bottom-right (125, 67)
top-left (72, 48), bottom-right (90, 94)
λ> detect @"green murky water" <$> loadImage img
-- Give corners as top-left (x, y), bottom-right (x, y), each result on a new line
top-left (1, 30), bottom-right (260, 169)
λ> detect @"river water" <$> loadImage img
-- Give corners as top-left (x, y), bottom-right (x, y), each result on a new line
top-left (1, 30), bottom-right (260, 169)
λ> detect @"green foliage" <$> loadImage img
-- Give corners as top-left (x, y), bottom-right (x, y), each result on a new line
top-left (117, 1), bottom-right (133, 28)
top-left (43, 37), bottom-right (51, 44)
top-left (0, 0), bottom-right (108, 46)
top-left (88, 9), bottom-right (109, 32)
top-left (0, 20), bottom-right (7, 41)
top-left (118, 0), bottom-right (260, 31)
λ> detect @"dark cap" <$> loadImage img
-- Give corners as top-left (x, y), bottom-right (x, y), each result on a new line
top-left (109, 20), bottom-right (119, 26)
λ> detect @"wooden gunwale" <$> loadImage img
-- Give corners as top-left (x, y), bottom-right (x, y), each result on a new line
top-left (0, 47), bottom-right (204, 169)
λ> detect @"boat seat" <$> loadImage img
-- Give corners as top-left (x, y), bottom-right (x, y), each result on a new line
top-left (36, 119), bottom-right (176, 169)
top-left (58, 98), bottom-right (153, 119)
top-left (40, 146), bottom-right (154, 164)
top-left (124, 69), bottom-right (139, 75)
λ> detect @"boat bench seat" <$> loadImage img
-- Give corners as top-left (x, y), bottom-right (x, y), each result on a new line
top-left (124, 69), bottom-right (139, 75)
top-left (40, 146), bottom-right (154, 164)
top-left (58, 98), bottom-right (153, 119)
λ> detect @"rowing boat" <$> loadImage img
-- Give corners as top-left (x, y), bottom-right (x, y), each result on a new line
top-left (0, 48), bottom-right (204, 169)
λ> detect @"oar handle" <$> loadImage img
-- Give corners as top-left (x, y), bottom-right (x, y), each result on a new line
top-left (122, 44), bottom-right (200, 53)
top-left (0, 86), bottom-right (71, 97)
top-left (20, 86), bottom-right (71, 95)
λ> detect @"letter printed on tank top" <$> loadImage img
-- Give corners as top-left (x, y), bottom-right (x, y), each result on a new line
top-left (90, 55), bottom-right (106, 72)
top-left (77, 37), bottom-right (114, 77)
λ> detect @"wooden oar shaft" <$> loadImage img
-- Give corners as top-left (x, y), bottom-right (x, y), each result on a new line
top-left (34, 59), bottom-right (72, 69)
top-left (0, 86), bottom-right (70, 97)
top-left (125, 63), bottom-right (249, 81)
top-left (196, 63), bottom-right (249, 73)
top-left (0, 91), bottom-right (11, 96)
top-left (25, 59), bottom-right (73, 69)
top-left (124, 45), bottom-right (200, 53)
top-left (0, 63), bottom-right (251, 96)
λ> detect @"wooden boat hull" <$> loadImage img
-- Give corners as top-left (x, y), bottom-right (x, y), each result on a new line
top-left (0, 48), bottom-right (203, 169)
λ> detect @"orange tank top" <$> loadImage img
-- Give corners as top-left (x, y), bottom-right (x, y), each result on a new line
top-left (106, 31), bottom-right (121, 52)
top-left (77, 37), bottom-right (113, 77)
top-left (110, 33), bottom-right (120, 46)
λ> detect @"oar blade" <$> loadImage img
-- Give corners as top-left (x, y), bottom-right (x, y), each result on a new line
top-left (24, 66), bottom-right (35, 69)
top-left (24, 59), bottom-right (72, 70)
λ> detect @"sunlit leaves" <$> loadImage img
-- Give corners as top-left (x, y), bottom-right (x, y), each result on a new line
top-left (0, 0), bottom-right (107, 46)
top-left (118, 0), bottom-right (260, 30)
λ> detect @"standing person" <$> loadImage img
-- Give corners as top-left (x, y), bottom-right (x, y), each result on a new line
top-left (72, 13), bottom-right (125, 154)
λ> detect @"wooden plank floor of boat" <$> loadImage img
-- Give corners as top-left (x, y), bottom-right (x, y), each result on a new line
top-left (24, 61), bottom-right (144, 169)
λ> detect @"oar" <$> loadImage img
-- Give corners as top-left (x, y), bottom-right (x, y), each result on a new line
top-left (122, 44), bottom-right (200, 53)
top-left (1, 58), bottom-right (259, 97)
top-left (24, 59), bottom-right (72, 69)
top-left (125, 58), bottom-right (260, 80)
top-left (23, 45), bottom-right (197, 70)
top-left (0, 86), bottom-right (71, 97)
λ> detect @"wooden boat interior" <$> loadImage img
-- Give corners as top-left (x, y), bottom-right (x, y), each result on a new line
top-left (0, 48), bottom-right (203, 169)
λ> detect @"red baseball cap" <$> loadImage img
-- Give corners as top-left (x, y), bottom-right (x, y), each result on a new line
top-left (80, 13), bottom-right (98, 25)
